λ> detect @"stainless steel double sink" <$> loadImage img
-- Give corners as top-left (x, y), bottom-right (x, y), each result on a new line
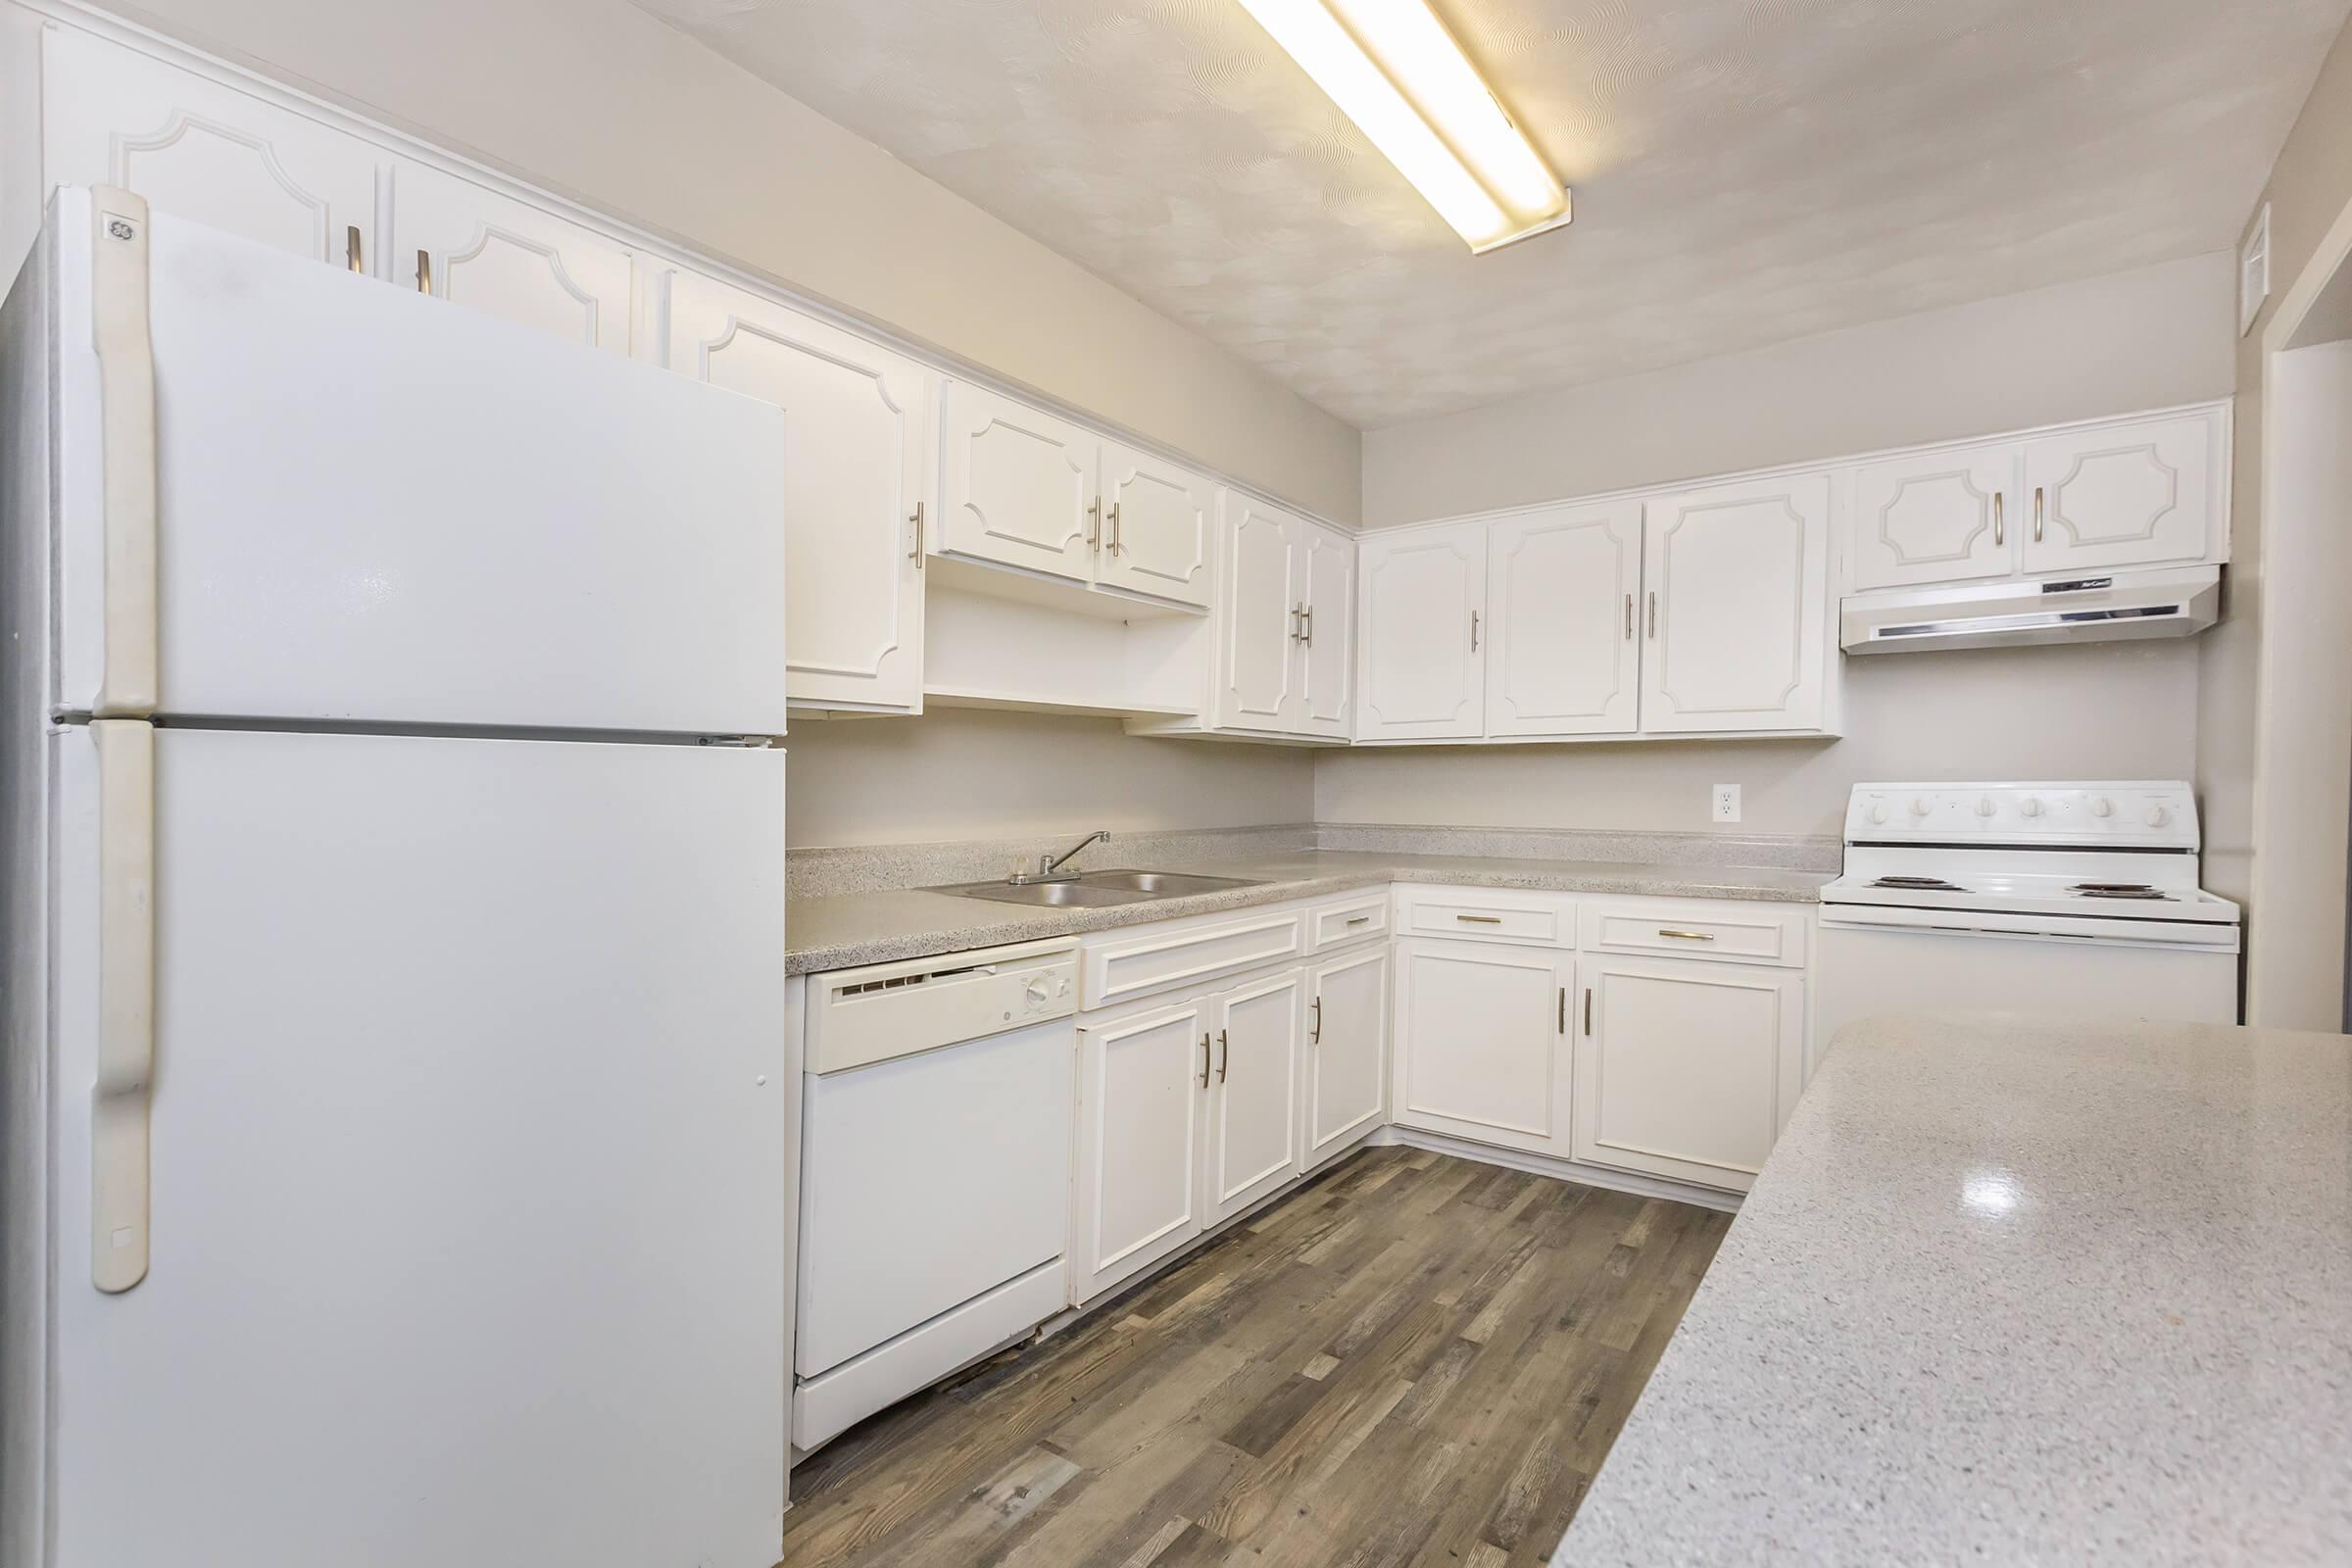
top-left (929, 868), bottom-right (1262, 907)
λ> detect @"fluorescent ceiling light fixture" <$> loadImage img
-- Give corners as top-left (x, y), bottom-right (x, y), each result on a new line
top-left (1238, 0), bottom-right (1569, 252)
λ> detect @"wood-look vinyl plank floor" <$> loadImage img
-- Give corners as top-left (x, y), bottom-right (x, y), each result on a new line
top-left (775, 1148), bottom-right (1730, 1568)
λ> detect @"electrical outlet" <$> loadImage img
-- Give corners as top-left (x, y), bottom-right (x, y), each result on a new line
top-left (1712, 784), bottom-right (1741, 823)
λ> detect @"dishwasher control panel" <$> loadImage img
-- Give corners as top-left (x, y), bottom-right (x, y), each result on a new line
top-left (807, 940), bottom-right (1080, 1075)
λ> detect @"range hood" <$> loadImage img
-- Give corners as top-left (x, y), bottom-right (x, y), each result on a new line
top-left (1840, 565), bottom-right (2221, 656)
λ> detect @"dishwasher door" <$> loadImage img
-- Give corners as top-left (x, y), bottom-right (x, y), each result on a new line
top-left (796, 1013), bottom-right (1075, 1383)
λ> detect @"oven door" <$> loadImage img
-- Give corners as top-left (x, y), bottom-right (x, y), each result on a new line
top-left (1814, 919), bottom-right (2240, 1071)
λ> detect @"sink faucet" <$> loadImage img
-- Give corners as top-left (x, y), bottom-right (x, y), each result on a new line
top-left (1017, 829), bottom-right (1110, 883)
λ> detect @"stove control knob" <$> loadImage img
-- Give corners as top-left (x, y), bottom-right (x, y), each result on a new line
top-left (1865, 805), bottom-right (1886, 825)
top-left (2020, 797), bottom-right (2043, 818)
top-left (2143, 805), bottom-right (2170, 829)
top-left (2090, 796), bottom-right (2114, 818)
top-left (1909, 798), bottom-right (1932, 817)
top-left (1975, 797), bottom-right (1996, 817)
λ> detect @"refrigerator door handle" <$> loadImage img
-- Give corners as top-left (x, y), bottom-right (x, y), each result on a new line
top-left (91, 719), bottom-right (158, 1293)
top-left (91, 187), bottom-right (159, 717)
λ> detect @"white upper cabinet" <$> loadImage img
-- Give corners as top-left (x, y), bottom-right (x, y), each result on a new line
top-left (1485, 503), bottom-right (1643, 738)
top-left (937, 381), bottom-right (1100, 587)
top-left (1215, 495), bottom-right (1302, 731)
top-left (1099, 442), bottom-right (1213, 609)
top-left (1298, 520), bottom-right (1355, 739)
top-left (2021, 411), bottom-right (2219, 573)
top-left (663, 271), bottom-right (929, 712)
top-left (42, 26), bottom-right (382, 270)
top-left (1849, 443), bottom-right (2018, 591)
top-left (1356, 523), bottom-right (1487, 741)
top-left (1640, 472), bottom-right (1831, 734)
top-left (390, 162), bottom-right (633, 354)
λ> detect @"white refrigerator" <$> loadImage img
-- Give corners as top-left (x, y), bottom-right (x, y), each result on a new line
top-left (1, 188), bottom-right (792, 1566)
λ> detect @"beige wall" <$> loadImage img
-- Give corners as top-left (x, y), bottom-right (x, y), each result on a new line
top-left (787, 709), bottom-right (1312, 849)
top-left (103, 0), bottom-right (1362, 523)
top-left (1331, 254), bottom-right (2237, 840)
top-left (1362, 252), bottom-right (2234, 528)
top-left (2199, 17), bottom-right (2352, 915)
top-left (1316, 642), bottom-right (2201, 839)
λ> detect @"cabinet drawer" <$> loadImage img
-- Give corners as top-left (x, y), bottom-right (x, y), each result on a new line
top-left (1396, 886), bottom-right (1574, 948)
top-left (1578, 901), bottom-right (1807, 968)
top-left (1082, 906), bottom-right (1306, 1010)
top-left (1308, 891), bottom-right (1389, 952)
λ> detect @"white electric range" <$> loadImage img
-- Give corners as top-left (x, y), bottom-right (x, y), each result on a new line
top-left (1814, 781), bottom-right (2241, 1054)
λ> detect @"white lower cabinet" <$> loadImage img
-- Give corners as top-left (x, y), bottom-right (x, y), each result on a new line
top-left (1392, 939), bottom-right (1575, 1158)
top-left (1071, 994), bottom-right (1211, 1304)
top-left (1201, 968), bottom-right (1307, 1225)
top-left (1303, 945), bottom-right (1389, 1170)
top-left (1071, 964), bottom-right (1306, 1302)
top-left (1570, 959), bottom-right (1805, 1194)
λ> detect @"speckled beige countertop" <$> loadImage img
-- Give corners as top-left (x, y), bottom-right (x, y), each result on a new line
top-left (1553, 1012), bottom-right (2352, 1567)
top-left (784, 850), bottom-right (1833, 975)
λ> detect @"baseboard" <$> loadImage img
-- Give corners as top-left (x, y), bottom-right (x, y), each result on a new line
top-left (1367, 1127), bottom-right (1745, 1214)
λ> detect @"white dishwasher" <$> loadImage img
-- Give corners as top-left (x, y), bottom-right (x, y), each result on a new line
top-left (794, 938), bottom-right (1079, 1450)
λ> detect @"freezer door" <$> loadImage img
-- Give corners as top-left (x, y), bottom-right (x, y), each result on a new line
top-left (44, 726), bottom-right (788, 1568)
top-left (51, 195), bottom-right (787, 735)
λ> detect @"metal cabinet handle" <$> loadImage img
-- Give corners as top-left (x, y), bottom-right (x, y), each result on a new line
top-left (1992, 491), bottom-right (2004, 548)
top-left (1624, 592), bottom-right (1633, 640)
top-left (1557, 986), bottom-right (1566, 1034)
top-left (1455, 913), bottom-right (1502, 924)
top-left (1310, 997), bottom-right (1323, 1044)
top-left (1657, 928), bottom-right (1716, 941)
top-left (1300, 605), bottom-right (1313, 648)
top-left (1646, 591), bottom-right (1658, 639)
top-left (1345, 914), bottom-right (1372, 926)
top-left (1469, 610), bottom-right (1480, 652)
top-left (1290, 602), bottom-right (1305, 642)
top-left (908, 501), bottom-right (925, 567)
top-left (1088, 496), bottom-right (1102, 549)
top-left (345, 224), bottom-right (364, 273)
top-left (2033, 485), bottom-right (2045, 544)
top-left (1200, 1032), bottom-right (1211, 1089)
top-left (1108, 500), bottom-right (1122, 557)
top-left (1583, 987), bottom-right (1593, 1036)
top-left (416, 249), bottom-right (432, 294)
top-left (1215, 1029), bottom-right (1230, 1083)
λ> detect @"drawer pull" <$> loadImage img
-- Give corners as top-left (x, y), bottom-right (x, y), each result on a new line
top-left (1657, 928), bottom-right (1716, 941)
top-left (1455, 913), bottom-right (1503, 924)
top-left (1345, 915), bottom-right (1372, 926)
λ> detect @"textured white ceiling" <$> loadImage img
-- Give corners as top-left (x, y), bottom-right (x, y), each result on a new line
top-left (636, 0), bottom-right (2350, 428)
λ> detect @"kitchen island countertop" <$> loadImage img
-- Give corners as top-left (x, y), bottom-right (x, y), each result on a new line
top-left (1552, 1011), bottom-right (2352, 1566)
top-left (783, 849), bottom-right (1831, 974)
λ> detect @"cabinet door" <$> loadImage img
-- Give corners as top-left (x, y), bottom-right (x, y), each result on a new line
top-left (1071, 999), bottom-right (1209, 1302)
top-left (1391, 940), bottom-right (1572, 1157)
top-left (1298, 520), bottom-right (1355, 738)
top-left (1640, 472), bottom-right (1830, 733)
top-left (1304, 947), bottom-right (1387, 1170)
top-left (1099, 442), bottom-right (1212, 608)
top-left (1485, 503), bottom-right (1642, 737)
top-left (664, 270), bottom-right (927, 712)
top-left (1203, 969), bottom-right (1306, 1226)
top-left (1571, 960), bottom-right (1804, 1193)
top-left (1214, 495), bottom-right (1303, 731)
top-left (938, 380), bottom-right (1100, 585)
top-left (2021, 411), bottom-right (2219, 573)
top-left (1356, 523), bottom-right (1487, 741)
top-left (43, 27), bottom-right (382, 270)
top-left (390, 161), bottom-right (633, 353)
top-left (1848, 443), bottom-right (2019, 590)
